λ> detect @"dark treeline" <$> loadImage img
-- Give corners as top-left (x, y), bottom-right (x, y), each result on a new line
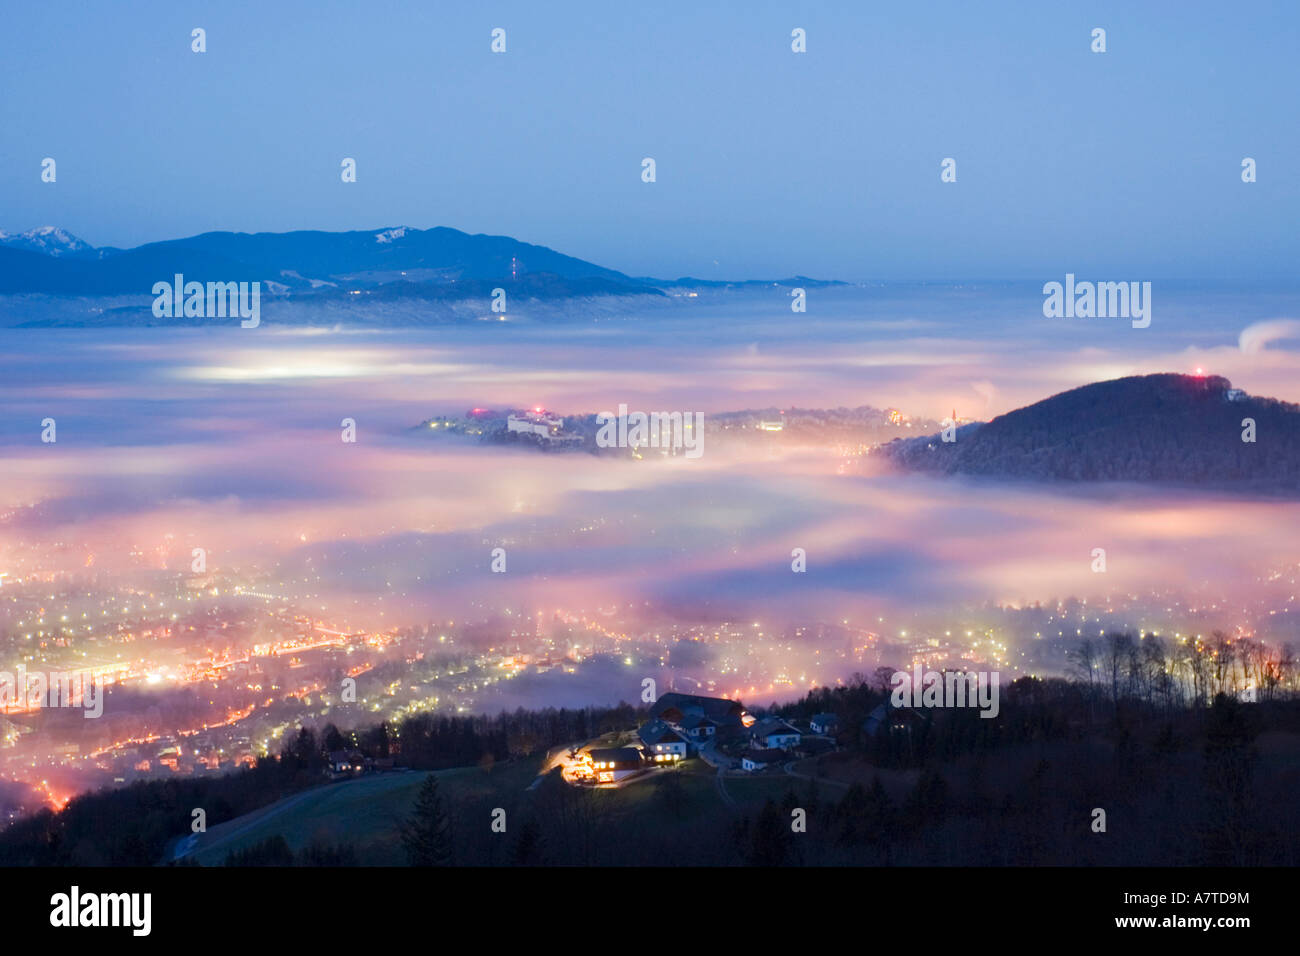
top-left (768, 628), bottom-right (1299, 771)
top-left (0, 756), bottom-right (300, 866)
top-left (218, 835), bottom-right (358, 867)
top-left (0, 701), bottom-right (639, 866)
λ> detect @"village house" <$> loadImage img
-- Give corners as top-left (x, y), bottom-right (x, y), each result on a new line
top-left (749, 717), bottom-right (802, 750)
top-left (740, 748), bottom-right (787, 772)
top-left (862, 701), bottom-right (929, 737)
top-left (328, 750), bottom-right (365, 775)
top-left (809, 712), bottom-right (840, 736)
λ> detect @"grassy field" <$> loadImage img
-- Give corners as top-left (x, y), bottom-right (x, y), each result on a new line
top-left (586, 760), bottom-right (719, 823)
top-left (188, 757), bottom-right (544, 866)
top-left (790, 750), bottom-right (922, 800)
top-left (722, 771), bottom-right (807, 807)
top-left (181, 751), bottom-right (815, 865)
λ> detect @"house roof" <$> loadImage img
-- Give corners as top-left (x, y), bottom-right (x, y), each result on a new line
top-left (751, 717), bottom-right (800, 738)
top-left (588, 747), bottom-right (643, 766)
top-left (740, 748), bottom-right (786, 765)
top-left (810, 712), bottom-right (839, 725)
top-left (678, 713), bottom-right (717, 729)
top-left (652, 692), bottom-right (746, 724)
top-left (637, 719), bottom-right (687, 746)
top-left (863, 702), bottom-right (930, 735)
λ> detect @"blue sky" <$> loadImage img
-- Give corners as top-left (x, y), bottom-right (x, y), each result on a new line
top-left (1, 0), bottom-right (1296, 280)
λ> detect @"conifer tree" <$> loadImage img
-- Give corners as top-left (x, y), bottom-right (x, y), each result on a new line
top-left (400, 774), bottom-right (452, 865)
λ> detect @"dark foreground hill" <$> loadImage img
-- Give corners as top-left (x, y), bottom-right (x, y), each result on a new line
top-left (2, 679), bottom-right (1296, 867)
top-left (880, 373), bottom-right (1300, 491)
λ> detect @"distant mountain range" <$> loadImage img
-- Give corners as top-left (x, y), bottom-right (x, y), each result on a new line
top-left (880, 374), bottom-right (1300, 491)
top-left (0, 225), bottom-right (842, 300)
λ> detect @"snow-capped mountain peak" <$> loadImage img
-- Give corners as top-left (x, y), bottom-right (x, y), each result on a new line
top-left (0, 226), bottom-right (95, 257)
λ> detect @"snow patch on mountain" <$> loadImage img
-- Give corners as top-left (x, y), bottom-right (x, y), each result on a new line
top-left (0, 226), bottom-right (95, 257)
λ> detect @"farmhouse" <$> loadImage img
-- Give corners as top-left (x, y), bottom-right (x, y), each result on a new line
top-left (651, 692), bottom-right (750, 735)
top-left (677, 712), bottom-right (718, 742)
top-left (637, 719), bottom-right (688, 761)
top-left (587, 747), bottom-right (645, 784)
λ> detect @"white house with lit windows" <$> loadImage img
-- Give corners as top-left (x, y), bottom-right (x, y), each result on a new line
top-left (637, 719), bottom-right (688, 762)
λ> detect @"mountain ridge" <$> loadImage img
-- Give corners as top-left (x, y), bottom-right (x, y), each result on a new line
top-left (0, 225), bottom-right (843, 299)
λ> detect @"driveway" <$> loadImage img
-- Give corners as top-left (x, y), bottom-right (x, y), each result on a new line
top-left (714, 766), bottom-right (737, 807)
top-left (697, 738), bottom-right (735, 770)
